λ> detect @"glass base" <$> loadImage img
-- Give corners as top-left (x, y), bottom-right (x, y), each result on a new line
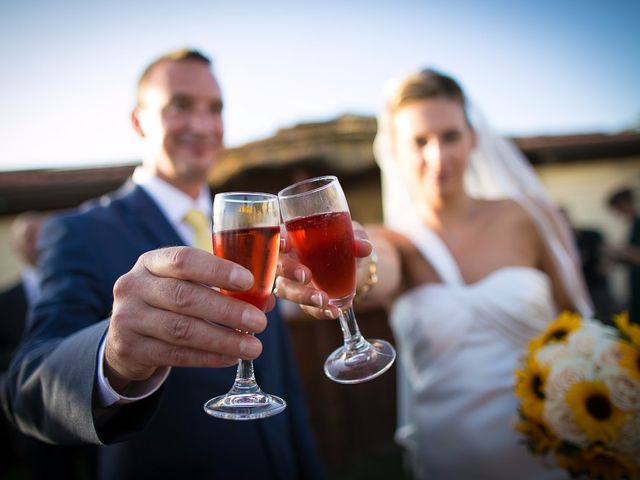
top-left (324, 338), bottom-right (396, 384)
top-left (204, 391), bottom-right (286, 420)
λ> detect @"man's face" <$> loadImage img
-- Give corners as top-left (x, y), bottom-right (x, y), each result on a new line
top-left (133, 60), bottom-right (224, 183)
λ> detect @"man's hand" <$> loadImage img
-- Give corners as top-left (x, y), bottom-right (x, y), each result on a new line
top-left (104, 246), bottom-right (267, 391)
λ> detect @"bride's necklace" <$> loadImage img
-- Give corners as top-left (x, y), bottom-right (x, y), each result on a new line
top-left (444, 230), bottom-right (462, 247)
top-left (440, 225), bottom-right (464, 248)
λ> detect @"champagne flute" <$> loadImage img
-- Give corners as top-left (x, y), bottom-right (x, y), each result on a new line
top-left (278, 176), bottom-right (396, 383)
top-left (204, 192), bottom-right (286, 420)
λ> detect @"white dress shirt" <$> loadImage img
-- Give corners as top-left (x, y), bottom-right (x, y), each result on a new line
top-left (97, 166), bottom-right (213, 407)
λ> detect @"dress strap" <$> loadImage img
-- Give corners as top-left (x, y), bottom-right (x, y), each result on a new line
top-left (396, 216), bottom-right (464, 286)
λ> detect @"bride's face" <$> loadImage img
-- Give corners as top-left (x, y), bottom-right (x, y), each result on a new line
top-left (392, 97), bottom-right (475, 205)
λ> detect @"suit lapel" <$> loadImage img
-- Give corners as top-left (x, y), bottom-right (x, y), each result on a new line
top-left (117, 180), bottom-right (185, 248)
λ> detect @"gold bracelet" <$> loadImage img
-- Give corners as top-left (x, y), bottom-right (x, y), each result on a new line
top-left (355, 250), bottom-right (379, 301)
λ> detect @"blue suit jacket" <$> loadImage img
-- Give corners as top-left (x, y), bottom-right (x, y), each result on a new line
top-left (0, 282), bottom-right (27, 371)
top-left (3, 181), bottom-right (323, 480)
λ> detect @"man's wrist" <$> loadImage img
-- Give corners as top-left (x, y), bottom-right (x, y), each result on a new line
top-left (103, 360), bottom-right (135, 395)
top-left (97, 334), bottom-right (170, 407)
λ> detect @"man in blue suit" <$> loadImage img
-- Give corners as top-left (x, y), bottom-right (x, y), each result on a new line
top-left (3, 49), bottom-right (323, 479)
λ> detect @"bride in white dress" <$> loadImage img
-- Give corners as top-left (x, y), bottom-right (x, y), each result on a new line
top-left (370, 69), bottom-right (593, 479)
top-left (277, 69), bottom-right (593, 479)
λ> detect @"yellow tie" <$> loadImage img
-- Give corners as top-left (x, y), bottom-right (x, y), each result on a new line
top-left (183, 209), bottom-right (211, 252)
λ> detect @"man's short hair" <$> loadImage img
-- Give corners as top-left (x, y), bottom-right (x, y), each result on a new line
top-left (136, 48), bottom-right (212, 105)
top-left (607, 187), bottom-right (634, 209)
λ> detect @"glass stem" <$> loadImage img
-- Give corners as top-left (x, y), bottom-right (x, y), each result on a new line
top-left (230, 334), bottom-right (260, 394)
top-left (234, 360), bottom-right (257, 385)
top-left (338, 307), bottom-right (368, 353)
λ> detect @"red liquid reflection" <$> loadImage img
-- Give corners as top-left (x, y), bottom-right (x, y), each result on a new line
top-left (213, 226), bottom-right (280, 311)
top-left (285, 211), bottom-right (356, 301)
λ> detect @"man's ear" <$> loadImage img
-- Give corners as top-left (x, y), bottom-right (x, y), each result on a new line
top-left (131, 107), bottom-right (145, 138)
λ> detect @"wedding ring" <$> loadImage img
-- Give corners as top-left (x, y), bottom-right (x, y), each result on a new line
top-left (272, 287), bottom-right (279, 297)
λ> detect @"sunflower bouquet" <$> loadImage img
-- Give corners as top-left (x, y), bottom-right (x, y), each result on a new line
top-left (514, 311), bottom-right (640, 480)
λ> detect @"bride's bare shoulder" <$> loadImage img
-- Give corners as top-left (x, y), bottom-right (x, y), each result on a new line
top-left (478, 198), bottom-right (538, 233)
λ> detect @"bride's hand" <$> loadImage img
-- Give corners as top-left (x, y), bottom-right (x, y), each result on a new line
top-left (275, 222), bottom-right (373, 320)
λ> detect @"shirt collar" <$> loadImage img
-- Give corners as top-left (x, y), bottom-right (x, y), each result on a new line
top-left (132, 166), bottom-right (212, 227)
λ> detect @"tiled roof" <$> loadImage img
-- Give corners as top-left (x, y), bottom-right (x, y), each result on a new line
top-left (1, 116), bottom-right (638, 215)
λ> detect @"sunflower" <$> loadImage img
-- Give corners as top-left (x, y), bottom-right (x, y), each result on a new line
top-left (555, 445), bottom-right (639, 480)
top-left (528, 311), bottom-right (582, 353)
top-left (615, 311), bottom-right (640, 348)
top-left (515, 356), bottom-right (549, 421)
top-left (618, 340), bottom-right (640, 381)
top-left (566, 380), bottom-right (628, 443)
top-left (514, 418), bottom-right (557, 455)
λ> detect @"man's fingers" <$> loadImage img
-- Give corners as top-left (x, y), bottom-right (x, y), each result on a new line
top-left (114, 270), bottom-right (267, 333)
top-left (131, 309), bottom-right (264, 358)
top-left (106, 333), bottom-right (246, 380)
top-left (141, 246), bottom-right (254, 291)
top-left (264, 294), bottom-right (276, 312)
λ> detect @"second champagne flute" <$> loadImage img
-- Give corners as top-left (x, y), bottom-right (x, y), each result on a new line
top-left (278, 175), bottom-right (396, 383)
top-left (203, 192), bottom-right (286, 420)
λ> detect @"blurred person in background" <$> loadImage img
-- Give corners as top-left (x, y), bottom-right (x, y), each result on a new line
top-left (1, 211), bottom-right (46, 369)
top-left (2, 48), bottom-right (322, 480)
top-left (277, 69), bottom-right (592, 479)
top-left (606, 187), bottom-right (640, 324)
top-left (1, 212), bottom-right (45, 478)
top-left (1, 211), bottom-right (97, 479)
top-left (559, 206), bottom-right (618, 322)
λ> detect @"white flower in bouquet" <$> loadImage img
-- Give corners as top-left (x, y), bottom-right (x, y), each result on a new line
top-left (544, 357), bottom-right (594, 401)
top-left (602, 366), bottom-right (640, 411)
top-left (543, 396), bottom-right (589, 447)
top-left (597, 340), bottom-right (625, 370)
top-left (536, 342), bottom-right (572, 365)
top-left (569, 320), bottom-right (616, 358)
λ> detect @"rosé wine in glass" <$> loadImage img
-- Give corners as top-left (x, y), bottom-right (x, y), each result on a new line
top-left (213, 226), bottom-right (280, 311)
top-left (285, 211), bottom-right (356, 303)
top-left (204, 192), bottom-right (286, 420)
top-left (279, 176), bottom-right (396, 384)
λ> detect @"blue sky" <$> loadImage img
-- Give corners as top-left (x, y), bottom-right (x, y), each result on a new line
top-left (1, 0), bottom-right (638, 170)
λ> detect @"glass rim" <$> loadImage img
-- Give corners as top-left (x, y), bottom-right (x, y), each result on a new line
top-left (277, 175), bottom-right (338, 200)
top-left (214, 191), bottom-right (278, 203)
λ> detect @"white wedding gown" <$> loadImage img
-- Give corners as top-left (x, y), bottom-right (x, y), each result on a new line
top-left (390, 220), bottom-right (567, 480)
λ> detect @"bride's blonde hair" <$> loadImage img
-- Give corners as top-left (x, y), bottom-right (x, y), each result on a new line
top-left (388, 69), bottom-right (471, 126)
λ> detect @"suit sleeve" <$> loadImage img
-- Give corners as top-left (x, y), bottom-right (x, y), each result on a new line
top-left (0, 283), bottom-right (28, 371)
top-left (2, 213), bottom-right (160, 445)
